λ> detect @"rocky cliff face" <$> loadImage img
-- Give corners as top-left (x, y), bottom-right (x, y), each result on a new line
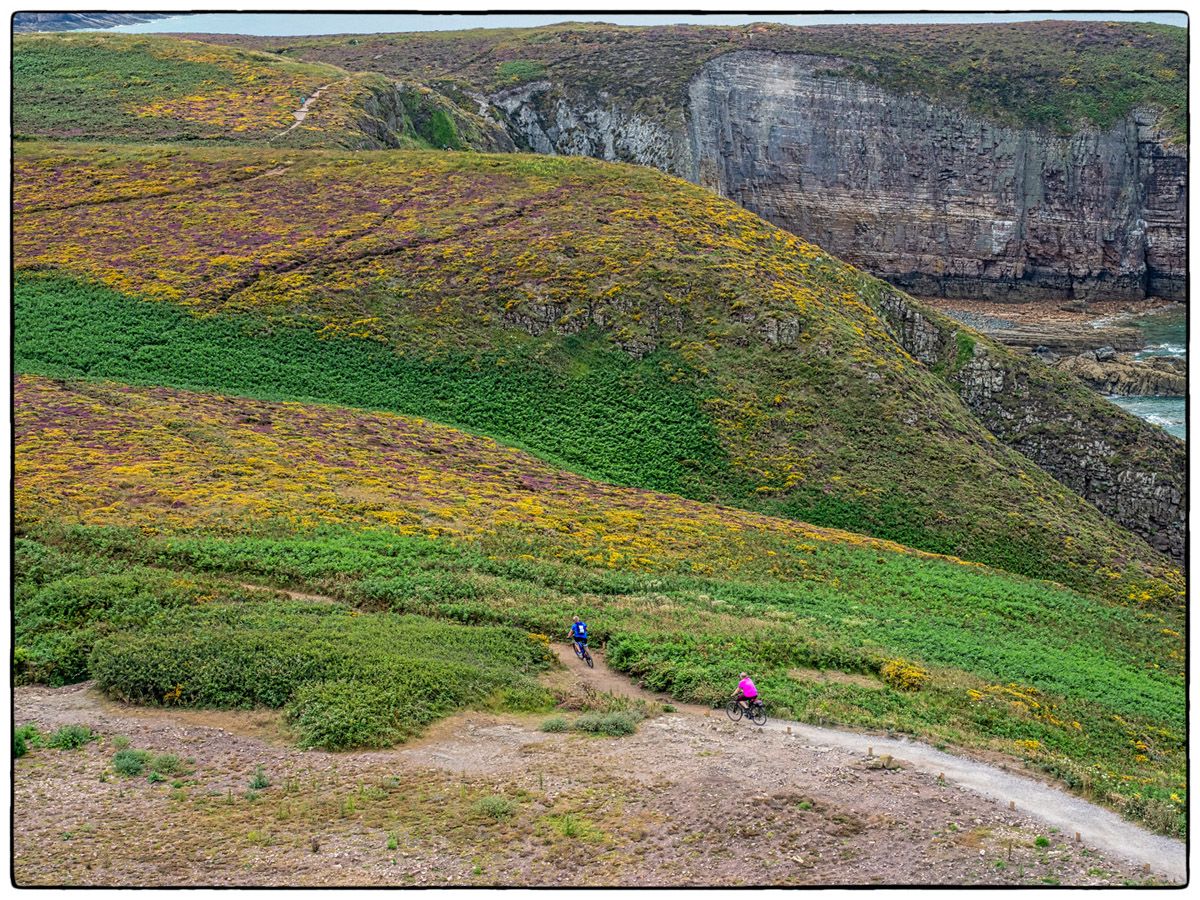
top-left (873, 290), bottom-right (1186, 561)
top-left (490, 51), bottom-right (1186, 303)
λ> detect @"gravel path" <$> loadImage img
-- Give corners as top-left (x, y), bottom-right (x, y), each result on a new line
top-left (761, 721), bottom-right (1186, 883)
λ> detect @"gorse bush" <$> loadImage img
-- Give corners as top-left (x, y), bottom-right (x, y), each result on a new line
top-left (881, 659), bottom-right (930, 692)
top-left (88, 602), bottom-right (553, 750)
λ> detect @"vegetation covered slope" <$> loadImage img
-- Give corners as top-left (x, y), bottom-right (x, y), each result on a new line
top-left (206, 19), bottom-right (1187, 137)
top-left (11, 33), bottom-right (511, 150)
top-left (12, 143), bottom-right (1181, 604)
top-left (14, 375), bottom-right (1186, 834)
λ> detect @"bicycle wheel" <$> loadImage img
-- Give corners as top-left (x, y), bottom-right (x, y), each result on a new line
top-left (748, 703), bottom-right (767, 727)
top-left (585, 650), bottom-right (594, 669)
top-left (725, 700), bottom-right (743, 722)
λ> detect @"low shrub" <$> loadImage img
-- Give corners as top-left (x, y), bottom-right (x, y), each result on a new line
top-left (14, 724), bottom-right (41, 757)
top-left (573, 710), bottom-right (643, 736)
top-left (89, 602), bottom-right (553, 750)
top-left (112, 749), bottom-right (151, 776)
top-left (287, 680), bottom-right (413, 751)
top-left (250, 766), bottom-right (270, 790)
top-left (110, 735), bottom-right (131, 750)
top-left (473, 795), bottom-right (517, 821)
top-left (540, 717), bottom-right (569, 733)
top-left (47, 724), bottom-right (96, 750)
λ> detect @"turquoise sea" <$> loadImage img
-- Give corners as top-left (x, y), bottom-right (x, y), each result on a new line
top-left (1109, 305), bottom-right (1187, 441)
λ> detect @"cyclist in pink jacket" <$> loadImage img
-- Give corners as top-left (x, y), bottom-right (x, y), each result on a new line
top-left (733, 672), bottom-right (759, 712)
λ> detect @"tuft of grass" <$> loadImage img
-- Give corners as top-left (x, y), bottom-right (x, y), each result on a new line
top-left (149, 754), bottom-right (186, 777)
top-left (1034, 835), bottom-right (1051, 848)
top-left (250, 766), bottom-right (270, 790)
top-left (110, 735), bottom-right (131, 750)
top-left (545, 812), bottom-right (602, 840)
top-left (539, 717), bottom-right (569, 733)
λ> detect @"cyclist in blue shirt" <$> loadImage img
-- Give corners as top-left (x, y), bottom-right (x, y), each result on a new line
top-left (569, 616), bottom-right (589, 655)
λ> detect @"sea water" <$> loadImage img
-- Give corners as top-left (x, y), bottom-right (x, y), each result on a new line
top-left (1108, 305), bottom-right (1187, 441)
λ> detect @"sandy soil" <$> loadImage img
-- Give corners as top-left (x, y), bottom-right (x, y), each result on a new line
top-left (12, 652), bottom-right (1180, 887)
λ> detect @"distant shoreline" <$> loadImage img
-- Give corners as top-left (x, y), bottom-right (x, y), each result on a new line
top-left (12, 13), bottom-right (176, 33)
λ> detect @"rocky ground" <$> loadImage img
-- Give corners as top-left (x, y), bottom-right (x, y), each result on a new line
top-left (12, 655), bottom-right (1176, 888)
top-left (921, 297), bottom-right (1176, 355)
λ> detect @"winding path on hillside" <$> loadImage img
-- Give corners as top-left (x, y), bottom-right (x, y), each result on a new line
top-left (552, 644), bottom-right (1186, 883)
top-left (269, 81), bottom-right (342, 142)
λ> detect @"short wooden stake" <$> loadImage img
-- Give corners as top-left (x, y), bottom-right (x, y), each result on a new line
top-left (1008, 800), bottom-right (1015, 811)
top-left (1143, 864), bottom-right (1151, 874)
top-left (868, 746), bottom-right (873, 757)
top-left (1006, 841), bottom-right (1012, 861)
top-left (786, 726), bottom-right (792, 734)
top-left (1075, 832), bottom-right (1081, 843)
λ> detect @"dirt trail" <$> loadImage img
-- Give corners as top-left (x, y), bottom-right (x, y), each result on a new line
top-left (549, 644), bottom-right (708, 713)
top-left (270, 81), bottom-right (340, 142)
top-left (556, 643), bottom-right (1186, 883)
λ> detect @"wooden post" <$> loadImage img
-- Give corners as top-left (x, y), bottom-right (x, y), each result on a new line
top-left (1075, 832), bottom-right (1081, 843)
top-left (868, 746), bottom-right (873, 757)
top-left (1008, 800), bottom-right (1016, 811)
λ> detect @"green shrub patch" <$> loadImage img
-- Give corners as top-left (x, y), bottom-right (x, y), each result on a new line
top-left (89, 602), bottom-right (553, 750)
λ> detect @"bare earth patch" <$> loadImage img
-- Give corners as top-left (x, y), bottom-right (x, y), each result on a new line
top-left (13, 674), bottom-right (1171, 887)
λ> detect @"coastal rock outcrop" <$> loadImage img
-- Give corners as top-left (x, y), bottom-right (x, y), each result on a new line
top-left (873, 290), bottom-right (1186, 560)
top-left (1055, 352), bottom-right (1187, 398)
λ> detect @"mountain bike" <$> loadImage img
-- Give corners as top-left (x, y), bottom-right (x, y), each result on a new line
top-left (725, 697), bottom-right (767, 726)
top-left (573, 639), bottom-right (594, 668)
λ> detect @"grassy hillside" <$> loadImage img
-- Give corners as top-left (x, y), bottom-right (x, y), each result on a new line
top-left (13, 142), bottom-right (1181, 603)
top-left (14, 375), bottom-right (1186, 834)
top-left (207, 20), bottom-right (1187, 137)
top-left (11, 33), bottom-right (510, 150)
